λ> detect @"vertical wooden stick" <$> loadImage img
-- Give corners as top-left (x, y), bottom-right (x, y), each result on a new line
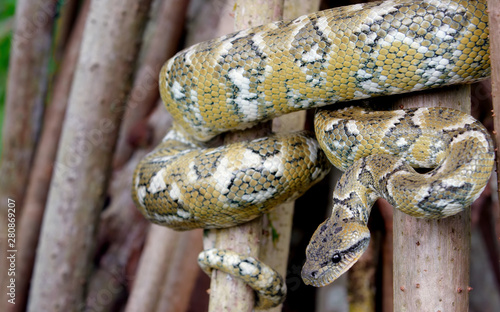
top-left (205, 1), bottom-right (284, 311)
top-left (0, 1), bottom-right (57, 305)
top-left (155, 229), bottom-right (204, 312)
top-left (11, 3), bottom-right (90, 311)
top-left (113, 0), bottom-right (190, 168)
top-left (27, 1), bottom-right (152, 310)
top-left (393, 86), bottom-right (471, 311)
top-left (260, 2), bottom-right (322, 312)
top-left (487, 0), bottom-right (500, 200)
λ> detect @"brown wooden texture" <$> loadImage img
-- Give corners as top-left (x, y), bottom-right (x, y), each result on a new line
top-left (154, 229), bottom-right (203, 312)
top-left (113, 0), bottom-right (190, 168)
top-left (488, 0), bottom-right (500, 201)
top-left (126, 225), bottom-right (182, 312)
top-left (26, 1), bottom-right (153, 310)
top-left (125, 103), bottom-right (203, 312)
top-left (260, 2), bottom-right (322, 312)
top-left (392, 86), bottom-right (471, 312)
top-left (379, 199), bottom-right (395, 312)
top-left (10, 3), bottom-right (90, 311)
top-left (0, 1), bottom-right (58, 305)
top-left (84, 148), bottom-right (151, 312)
top-left (205, 1), bottom-right (283, 311)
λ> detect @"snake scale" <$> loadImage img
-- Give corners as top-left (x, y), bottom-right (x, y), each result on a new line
top-left (132, 0), bottom-right (494, 308)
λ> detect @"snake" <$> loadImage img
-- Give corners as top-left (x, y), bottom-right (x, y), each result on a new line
top-left (131, 0), bottom-right (494, 309)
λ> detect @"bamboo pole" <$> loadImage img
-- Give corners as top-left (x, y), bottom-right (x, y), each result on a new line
top-left (488, 0), bottom-right (500, 201)
top-left (0, 0), bottom-right (57, 305)
top-left (204, 1), bottom-right (284, 311)
top-left (11, 3), bottom-right (90, 311)
top-left (393, 86), bottom-right (471, 311)
top-left (27, 1), bottom-right (153, 310)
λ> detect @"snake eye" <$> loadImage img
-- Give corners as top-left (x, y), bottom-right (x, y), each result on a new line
top-left (331, 253), bottom-right (342, 264)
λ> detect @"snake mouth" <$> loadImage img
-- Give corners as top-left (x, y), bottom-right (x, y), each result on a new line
top-left (301, 236), bottom-right (370, 287)
top-left (301, 256), bottom-right (357, 287)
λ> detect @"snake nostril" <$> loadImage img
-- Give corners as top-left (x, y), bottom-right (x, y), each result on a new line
top-left (310, 270), bottom-right (318, 278)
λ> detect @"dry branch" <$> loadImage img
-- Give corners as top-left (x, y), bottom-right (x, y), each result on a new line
top-left (0, 0), bottom-right (58, 305)
top-left (85, 148), bottom-right (150, 312)
top-left (378, 199), bottom-right (395, 312)
top-left (111, 5), bottom-right (191, 306)
top-left (0, 0), bottom-right (57, 207)
top-left (204, 1), bottom-right (284, 311)
top-left (124, 102), bottom-right (201, 312)
top-left (488, 0), bottom-right (500, 200)
top-left (154, 229), bottom-right (203, 312)
top-left (126, 225), bottom-right (182, 312)
top-left (126, 225), bottom-right (202, 312)
top-left (51, 0), bottom-right (79, 62)
top-left (11, 3), bottom-right (90, 311)
top-left (113, 0), bottom-right (190, 168)
top-left (259, 2), bottom-right (321, 312)
top-left (392, 86), bottom-right (472, 311)
top-left (27, 1), bottom-right (153, 310)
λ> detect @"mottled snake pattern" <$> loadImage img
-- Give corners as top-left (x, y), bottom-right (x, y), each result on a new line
top-left (132, 0), bottom-right (494, 308)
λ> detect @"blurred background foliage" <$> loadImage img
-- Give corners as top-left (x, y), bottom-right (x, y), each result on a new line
top-left (0, 0), bottom-right (16, 154)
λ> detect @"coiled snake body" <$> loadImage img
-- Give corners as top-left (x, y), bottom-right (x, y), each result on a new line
top-left (132, 0), bottom-right (494, 308)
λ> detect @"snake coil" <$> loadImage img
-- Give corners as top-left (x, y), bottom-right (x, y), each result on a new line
top-left (132, 0), bottom-right (494, 308)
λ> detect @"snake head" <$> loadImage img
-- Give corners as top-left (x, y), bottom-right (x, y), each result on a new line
top-left (301, 215), bottom-right (370, 287)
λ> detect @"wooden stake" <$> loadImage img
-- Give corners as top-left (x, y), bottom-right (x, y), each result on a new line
top-left (393, 86), bottom-right (471, 311)
top-left (205, 1), bottom-right (284, 311)
top-left (113, 0), bottom-right (190, 168)
top-left (12, 2), bottom-right (90, 311)
top-left (27, 1), bottom-right (152, 310)
top-left (260, 2), bottom-right (322, 312)
top-left (488, 0), bottom-right (500, 202)
top-left (0, 1), bottom-right (58, 306)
